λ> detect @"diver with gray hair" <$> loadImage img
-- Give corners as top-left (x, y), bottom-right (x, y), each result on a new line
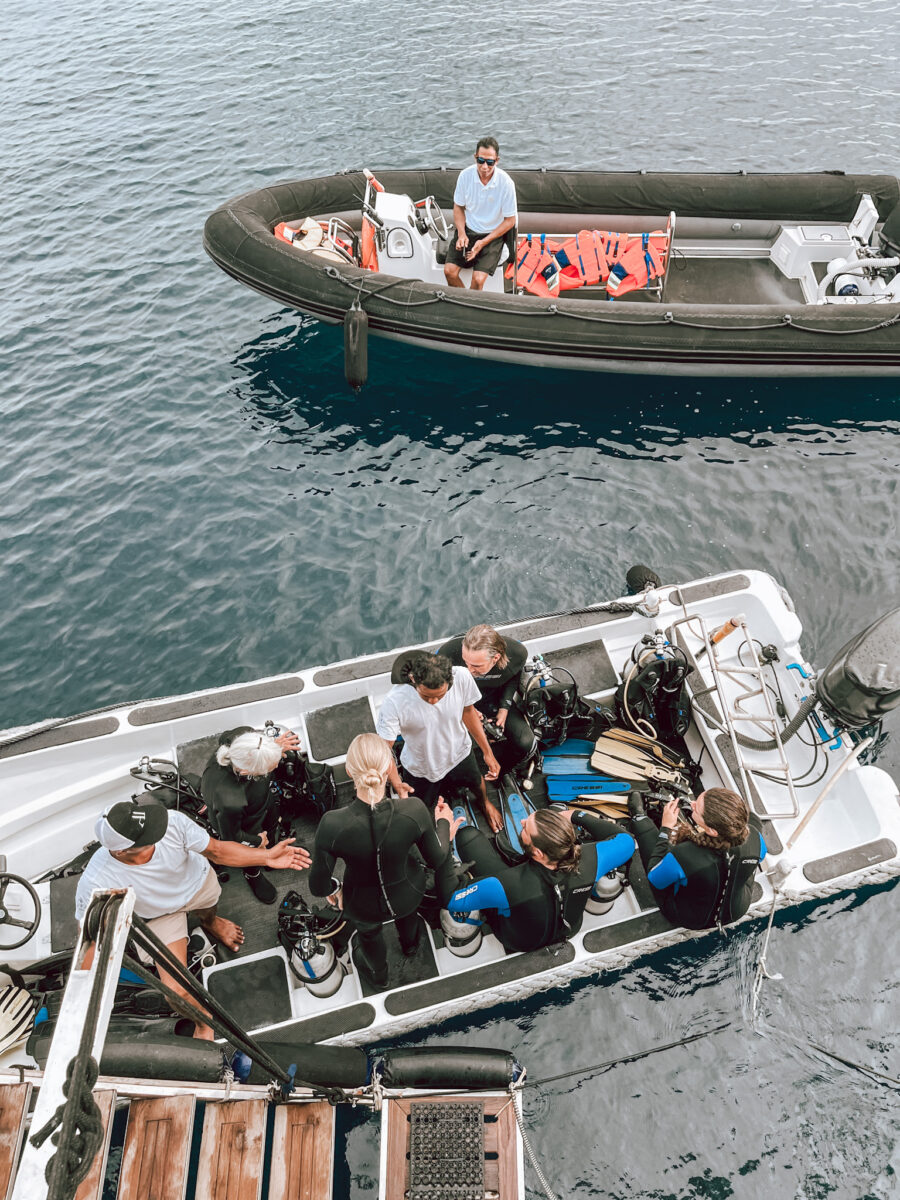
top-left (201, 726), bottom-right (301, 904)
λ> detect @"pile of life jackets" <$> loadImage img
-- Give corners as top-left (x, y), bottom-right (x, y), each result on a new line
top-left (506, 227), bottom-right (670, 299)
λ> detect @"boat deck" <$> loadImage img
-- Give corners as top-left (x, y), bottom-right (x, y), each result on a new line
top-left (0, 1075), bottom-right (335, 1200)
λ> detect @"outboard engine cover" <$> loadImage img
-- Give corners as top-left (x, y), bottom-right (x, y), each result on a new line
top-left (815, 607), bottom-right (900, 728)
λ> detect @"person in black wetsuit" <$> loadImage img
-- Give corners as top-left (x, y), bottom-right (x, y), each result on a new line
top-left (446, 807), bottom-right (635, 953)
top-left (308, 732), bottom-right (460, 989)
top-left (439, 625), bottom-right (536, 772)
top-left (201, 726), bottom-right (300, 905)
top-left (628, 787), bottom-right (766, 929)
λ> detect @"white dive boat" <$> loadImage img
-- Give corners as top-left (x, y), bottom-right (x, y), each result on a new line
top-left (1, 568), bottom-right (898, 1065)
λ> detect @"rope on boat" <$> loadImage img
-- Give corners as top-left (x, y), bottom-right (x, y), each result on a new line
top-left (511, 1081), bottom-right (560, 1200)
top-left (525, 1023), bottom-right (730, 1088)
top-left (323, 266), bottom-right (900, 336)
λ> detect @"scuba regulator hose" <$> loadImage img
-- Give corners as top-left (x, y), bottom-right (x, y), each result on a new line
top-left (731, 693), bottom-right (818, 752)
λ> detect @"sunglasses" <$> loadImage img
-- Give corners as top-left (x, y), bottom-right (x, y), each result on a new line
top-left (475, 156), bottom-right (497, 165)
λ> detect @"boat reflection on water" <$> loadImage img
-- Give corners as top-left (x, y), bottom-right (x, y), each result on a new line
top-left (230, 316), bottom-right (900, 454)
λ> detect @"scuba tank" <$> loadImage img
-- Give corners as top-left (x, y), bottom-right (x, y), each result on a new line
top-left (585, 871), bottom-right (625, 915)
top-left (440, 907), bottom-right (483, 957)
top-left (278, 891), bottom-right (346, 998)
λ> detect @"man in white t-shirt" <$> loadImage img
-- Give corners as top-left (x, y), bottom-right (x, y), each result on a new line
top-left (75, 794), bottom-right (310, 1038)
top-left (444, 137), bottom-right (517, 292)
top-left (376, 653), bottom-right (503, 831)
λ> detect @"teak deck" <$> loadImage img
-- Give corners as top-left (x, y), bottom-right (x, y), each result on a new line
top-left (0, 1084), bottom-right (31, 1200)
top-left (269, 1100), bottom-right (335, 1200)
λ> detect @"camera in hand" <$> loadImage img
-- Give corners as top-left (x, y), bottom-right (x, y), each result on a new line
top-left (643, 788), bottom-right (694, 825)
top-left (482, 717), bottom-right (506, 741)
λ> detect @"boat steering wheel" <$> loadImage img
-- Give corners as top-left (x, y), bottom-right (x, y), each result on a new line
top-left (423, 196), bottom-right (450, 241)
top-left (0, 873), bottom-right (41, 951)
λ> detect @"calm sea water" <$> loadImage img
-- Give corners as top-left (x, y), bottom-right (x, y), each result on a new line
top-left (3, 0), bottom-right (899, 1195)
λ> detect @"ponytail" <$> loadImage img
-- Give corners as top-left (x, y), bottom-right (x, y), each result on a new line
top-left (529, 809), bottom-right (581, 874)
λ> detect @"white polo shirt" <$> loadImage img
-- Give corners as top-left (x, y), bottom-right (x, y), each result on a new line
top-left (376, 666), bottom-right (481, 781)
top-left (75, 809), bottom-right (211, 922)
top-left (453, 164), bottom-right (517, 235)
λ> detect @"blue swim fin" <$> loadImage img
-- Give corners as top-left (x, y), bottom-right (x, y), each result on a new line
top-left (498, 773), bottom-right (535, 857)
top-left (546, 777), bottom-right (631, 799)
top-left (542, 757), bottom-right (607, 777)
top-left (541, 739), bottom-right (597, 758)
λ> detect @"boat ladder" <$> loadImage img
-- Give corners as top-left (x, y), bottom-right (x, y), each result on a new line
top-left (669, 608), bottom-right (800, 820)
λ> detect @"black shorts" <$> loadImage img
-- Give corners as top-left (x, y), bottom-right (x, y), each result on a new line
top-left (445, 226), bottom-right (505, 276)
top-left (401, 748), bottom-right (484, 810)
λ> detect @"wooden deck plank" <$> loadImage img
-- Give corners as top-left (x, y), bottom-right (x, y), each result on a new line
top-left (0, 1084), bottom-right (31, 1200)
top-left (194, 1099), bottom-right (267, 1200)
top-left (74, 1088), bottom-right (117, 1200)
top-left (268, 1102), bottom-right (334, 1200)
top-left (384, 1094), bottom-right (518, 1200)
top-left (119, 1094), bottom-right (195, 1200)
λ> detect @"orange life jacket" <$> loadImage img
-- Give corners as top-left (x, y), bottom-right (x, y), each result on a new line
top-left (606, 231), bottom-right (669, 298)
top-left (506, 234), bottom-right (562, 298)
top-left (361, 216), bottom-right (379, 271)
top-left (555, 229), bottom-right (613, 291)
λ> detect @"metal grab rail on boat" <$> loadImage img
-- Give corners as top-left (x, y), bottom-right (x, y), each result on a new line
top-left (668, 608), bottom-right (800, 820)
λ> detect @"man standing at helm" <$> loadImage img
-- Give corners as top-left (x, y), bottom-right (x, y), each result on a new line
top-left (444, 137), bottom-right (517, 291)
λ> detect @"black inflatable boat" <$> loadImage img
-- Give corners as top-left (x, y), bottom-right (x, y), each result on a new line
top-left (204, 169), bottom-right (900, 381)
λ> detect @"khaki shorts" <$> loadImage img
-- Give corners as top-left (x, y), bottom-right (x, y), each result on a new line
top-left (143, 866), bottom-right (222, 949)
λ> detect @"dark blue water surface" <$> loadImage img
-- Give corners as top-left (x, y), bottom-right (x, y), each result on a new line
top-left (3, 0), bottom-right (899, 1195)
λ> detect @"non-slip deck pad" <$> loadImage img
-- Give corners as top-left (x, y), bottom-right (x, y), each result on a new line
top-left (207, 954), bottom-right (293, 1029)
top-left (305, 697), bottom-right (375, 761)
top-left (352, 918), bottom-right (439, 998)
top-left (545, 638), bottom-right (618, 694)
top-left (49, 874), bottom-right (80, 953)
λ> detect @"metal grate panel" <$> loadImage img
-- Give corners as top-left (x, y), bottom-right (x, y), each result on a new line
top-left (408, 1100), bottom-right (485, 1199)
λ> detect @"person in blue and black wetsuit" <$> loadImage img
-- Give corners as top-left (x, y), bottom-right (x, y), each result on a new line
top-left (629, 787), bottom-right (765, 930)
top-left (446, 808), bottom-right (635, 953)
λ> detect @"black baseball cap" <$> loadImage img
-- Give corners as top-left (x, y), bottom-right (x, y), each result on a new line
top-left (96, 794), bottom-right (169, 851)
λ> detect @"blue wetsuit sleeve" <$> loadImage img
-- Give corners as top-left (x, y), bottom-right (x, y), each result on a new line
top-left (593, 832), bottom-right (636, 883)
top-left (448, 876), bottom-right (511, 918)
top-left (759, 833), bottom-right (767, 861)
top-left (647, 852), bottom-right (688, 892)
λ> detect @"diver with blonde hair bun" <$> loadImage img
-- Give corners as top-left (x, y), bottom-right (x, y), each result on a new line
top-left (309, 733), bottom-right (459, 989)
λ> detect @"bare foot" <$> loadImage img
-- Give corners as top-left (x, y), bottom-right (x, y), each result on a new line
top-left (203, 915), bottom-right (244, 952)
top-left (193, 1023), bottom-right (215, 1041)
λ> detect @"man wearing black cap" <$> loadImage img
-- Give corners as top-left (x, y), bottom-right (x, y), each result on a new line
top-left (75, 794), bottom-right (310, 1038)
